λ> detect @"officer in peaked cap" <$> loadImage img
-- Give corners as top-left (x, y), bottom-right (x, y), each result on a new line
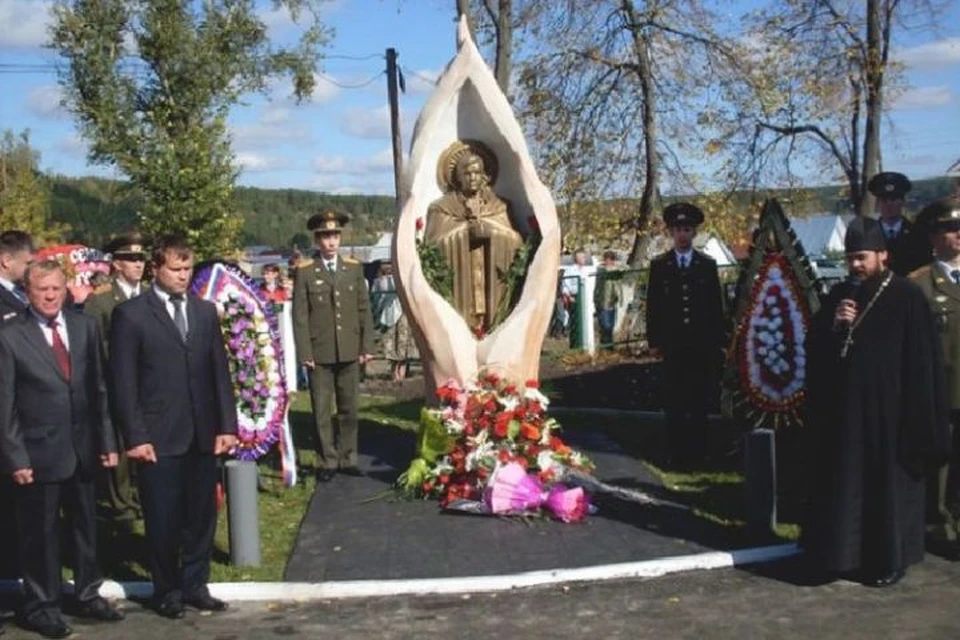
top-left (293, 210), bottom-right (373, 482)
top-left (867, 171), bottom-right (929, 275)
top-left (307, 209), bottom-right (350, 234)
top-left (645, 202), bottom-right (724, 465)
top-left (84, 231), bottom-right (149, 525)
top-left (909, 196), bottom-right (960, 560)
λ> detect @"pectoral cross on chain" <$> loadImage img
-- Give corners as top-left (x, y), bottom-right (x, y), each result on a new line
top-left (840, 332), bottom-right (854, 359)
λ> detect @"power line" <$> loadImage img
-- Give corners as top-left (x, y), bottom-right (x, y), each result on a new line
top-left (317, 71), bottom-right (385, 89)
top-left (400, 66), bottom-right (438, 88)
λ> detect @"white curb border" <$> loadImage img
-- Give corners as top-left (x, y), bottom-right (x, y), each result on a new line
top-left (0, 543), bottom-right (799, 602)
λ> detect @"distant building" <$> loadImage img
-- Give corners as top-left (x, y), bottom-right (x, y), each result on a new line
top-left (788, 214), bottom-right (851, 258)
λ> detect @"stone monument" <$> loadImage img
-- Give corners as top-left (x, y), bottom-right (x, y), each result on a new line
top-left (393, 16), bottom-right (560, 397)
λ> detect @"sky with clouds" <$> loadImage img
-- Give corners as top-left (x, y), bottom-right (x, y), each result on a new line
top-left (1, 0), bottom-right (958, 197)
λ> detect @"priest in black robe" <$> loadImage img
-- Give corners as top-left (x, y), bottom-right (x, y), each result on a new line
top-left (801, 216), bottom-right (951, 587)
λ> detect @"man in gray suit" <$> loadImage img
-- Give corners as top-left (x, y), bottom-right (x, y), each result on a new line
top-left (0, 259), bottom-right (123, 638)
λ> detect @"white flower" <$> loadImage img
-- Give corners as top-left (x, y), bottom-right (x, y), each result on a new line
top-left (537, 450), bottom-right (558, 472)
top-left (499, 396), bottom-right (519, 412)
top-left (523, 386), bottom-right (550, 407)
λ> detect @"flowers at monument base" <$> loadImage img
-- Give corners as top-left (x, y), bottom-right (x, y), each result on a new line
top-left (734, 254), bottom-right (810, 413)
top-left (397, 373), bottom-right (594, 522)
top-left (192, 263), bottom-right (293, 470)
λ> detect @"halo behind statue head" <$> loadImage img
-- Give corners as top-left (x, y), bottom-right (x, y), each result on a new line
top-left (437, 139), bottom-right (500, 192)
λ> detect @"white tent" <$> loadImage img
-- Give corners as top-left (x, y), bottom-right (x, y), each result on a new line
top-left (789, 214), bottom-right (849, 258)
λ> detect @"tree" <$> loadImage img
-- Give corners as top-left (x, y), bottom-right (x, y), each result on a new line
top-left (51, 0), bottom-right (332, 258)
top-left (720, 0), bottom-right (945, 217)
top-left (512, 0), bottom-right (737, 264)
top-left (0, 130), bottom-right (67, 245)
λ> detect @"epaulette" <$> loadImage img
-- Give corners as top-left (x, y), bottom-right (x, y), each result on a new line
top-left (297, 258), bottom-right (314, 269)
top-left (93, 283), bottom-right (113, 295)
top-left (908, 264), bottom-right (932, 280)
top-left (342, 256), bottom-right (360, 265)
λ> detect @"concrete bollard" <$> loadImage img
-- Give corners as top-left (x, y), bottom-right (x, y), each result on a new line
top-left (225, 459), bottom-right (261, 567)
top-left (745, 428), bottom-right (777, 537)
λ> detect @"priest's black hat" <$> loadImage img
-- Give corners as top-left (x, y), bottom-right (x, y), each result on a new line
top-left (844, 217), bottom-right (887, 253)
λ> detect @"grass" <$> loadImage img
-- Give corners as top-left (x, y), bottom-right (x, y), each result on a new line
top-left (88, 394), bottom-right (800, 584)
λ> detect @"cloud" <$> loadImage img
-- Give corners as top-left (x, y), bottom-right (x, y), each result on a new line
top-left (339, 105), bottom-right (416, 140)
top-left (899, 37), bottom-right (960, 69)
top-left (309, 172), bottom-right (393, 196)
top-left (0, 0), bottom-right (53, 49)
top-left (56, 133), bottom-right (87, 157)
top-left (311, 147), bottom-right (394, 176)
top-left (230, 109), bottom-right (311, 147)
top-left (265, 73), bottom-right (340, 104)
top-left (891, 85), bottom-right (953, 110)
top-left (403, 68), bottom-right (440, 95)
top-left (234, 152), bottom-right (286, 172)
top-left (26, 84), bottom-right (65, 118)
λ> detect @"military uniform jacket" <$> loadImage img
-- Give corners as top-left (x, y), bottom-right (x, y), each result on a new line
top-left (886, 218), bottom-right (931, 276)
top-left (911, 263), bottom-right (960, 408)
top-left (645, 249), bottom-right (723, 352)
top-left (83, 279), bottom-right (148, 356)
top-left (293, 257), bottom-right (374, 365)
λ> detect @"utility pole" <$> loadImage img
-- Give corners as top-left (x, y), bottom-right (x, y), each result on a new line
top-left (386, 48), bottom-right (403, 210)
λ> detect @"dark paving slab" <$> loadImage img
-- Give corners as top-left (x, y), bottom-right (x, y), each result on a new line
top-left (285, 425), bottom-right (740, 582)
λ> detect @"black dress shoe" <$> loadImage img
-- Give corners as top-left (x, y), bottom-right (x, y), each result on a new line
top-left (316, 469), bottom-right (336, 482)
top-left (74, 596), bottom-right (125, 621)
top-left (862, 568), bottom-right (906, 588)
top-left (18, 616), bottom-right (72, 639)
top-left (183, 593), bottom-right (228, 612)
top-left (154, 599), bottom-right (185, 619)
top-left (339, 466), bottom-right (364, 477)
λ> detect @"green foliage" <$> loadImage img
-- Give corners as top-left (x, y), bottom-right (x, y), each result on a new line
top-left (0, 131), bottom-right (67, 244)
top-left (50, 0), bottom-right (333, 258)
top-left (417, 237), bottom-right (454, 302)
top-left (492, 225), bottom-right (542, 328)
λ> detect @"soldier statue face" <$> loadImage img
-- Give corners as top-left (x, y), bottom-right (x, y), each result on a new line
top-left (669, 225), bottom-right (697, 251)
top-left (846, 250), bottom-right (887, 280)
top-left (314, 231), bottom-right (341, 260)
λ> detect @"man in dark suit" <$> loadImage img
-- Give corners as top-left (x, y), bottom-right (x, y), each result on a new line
top-left (0, 259), bottom-right (123, 638)
top-left (109, 234), bottom-right (237, 619)
top-left (0, 230), bottom-right (35, 323)
top-left (84, 233), bottom-right (148, 524)
top-left (0, 230), bottom-right (34, 617)
top-left (645, 203), bottom-right (724, 465)
top-left (868, 171), bottom-right (930, 275)
top-left (293, 211), bottom-right (373, 482)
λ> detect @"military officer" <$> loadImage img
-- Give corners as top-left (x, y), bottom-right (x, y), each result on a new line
top-left (84, 232), bottom-right (148, 523)
top-left (645, 203), bottom-right (724, 465)
top-left (869, 171), bottom-right (930, 275)
top-left (910, 196), bottom-right (960, 559)
top-left (292, 211), bottom-right (374, 482)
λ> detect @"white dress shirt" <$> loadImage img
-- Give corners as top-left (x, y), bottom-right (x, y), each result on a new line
top-left (881, 218), bottom-right (903, 239)
top-left (674, 249), bottom-right (694, 268)
top-left (31, 309), bottom-right (70, 350)
top-left (117, 278), bottom-right (141, 299)
top-left (153, 287), bottom-right (188, 333)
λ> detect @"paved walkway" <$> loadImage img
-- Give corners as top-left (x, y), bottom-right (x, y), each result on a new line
top-left (3, 555), bottom-right (956, 639)
top-left (284, 426), bottom-right (749, 582)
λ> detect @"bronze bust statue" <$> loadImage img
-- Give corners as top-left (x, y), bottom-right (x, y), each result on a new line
top-left (425, 140), bottom-right (523, 331)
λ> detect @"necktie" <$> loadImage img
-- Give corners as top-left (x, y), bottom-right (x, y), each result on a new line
top-left (48, 319), bottom-right (71, 380)
top-left (326, 260), bottom-right (335, 272)
top-left (170, 294), bottom-right (188, 341)
top-left (679, 255), bottom-right (688, 269)
top-left (952, 269), bottom-right (960, 285)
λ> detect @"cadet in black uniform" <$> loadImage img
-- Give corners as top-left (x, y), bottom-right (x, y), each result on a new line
top-left (645, 203), bottom-right (724, 464)
top-left (868, 171), bottom-right (930, 276)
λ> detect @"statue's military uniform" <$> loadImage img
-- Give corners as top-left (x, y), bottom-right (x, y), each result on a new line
top-left (83, 233), bottom-right (148, 521)
top-left (645, 203), bottom-right (724, 463)
top-left (910, 197), bottom-right (960, 556)
top-left (292, 211), bottom-right (374, 475)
